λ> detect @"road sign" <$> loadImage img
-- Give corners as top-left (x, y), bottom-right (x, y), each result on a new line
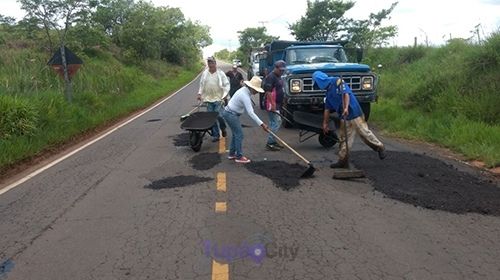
top-left (47, 46), bottom-right (83, 79)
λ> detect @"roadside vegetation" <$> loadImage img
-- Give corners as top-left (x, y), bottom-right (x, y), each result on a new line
top-left (366, 33), bottom-right (500, 167)
top-left (0, 0), bottom-right (211, 173)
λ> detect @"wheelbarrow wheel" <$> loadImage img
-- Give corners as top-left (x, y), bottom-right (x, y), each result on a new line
top-left (189, 131), bottom-right (203, 152)
top-left (318, 131), bottom-right (338, 148)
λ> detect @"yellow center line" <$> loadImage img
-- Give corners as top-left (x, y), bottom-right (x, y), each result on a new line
top-left (219, 135), bottom-right (226, 154)
top-left (213, 172), bottom-right (229, 279)
top-left (215, 202), bottom-right (227, 213)
top-left (212, 260), bottom-right (229, 280)
top-left (217, 172), bottom-right (226, 192)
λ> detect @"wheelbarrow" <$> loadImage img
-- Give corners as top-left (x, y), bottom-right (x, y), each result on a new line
top-left (291, 111), bottom-right (339, 148)
top-left (180, 111), bottom-right (219, 152)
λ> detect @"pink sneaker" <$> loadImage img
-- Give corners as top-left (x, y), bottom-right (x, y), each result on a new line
top-left (228, 154), bottom-right (237, 160)
top-left (235, 156), bottom-right (251, 163)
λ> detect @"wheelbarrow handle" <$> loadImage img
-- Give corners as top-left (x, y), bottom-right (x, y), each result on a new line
top-left (267, 130), bottom-right (311, 165)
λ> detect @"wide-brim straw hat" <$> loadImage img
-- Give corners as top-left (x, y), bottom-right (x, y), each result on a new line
top-left (244, 76), bottom-right (264, 93)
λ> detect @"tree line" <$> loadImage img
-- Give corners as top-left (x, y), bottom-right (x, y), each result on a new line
top-left (230, 0), bottom-right (398, 64)
top-left (1, 0), bottom-right (212, 65)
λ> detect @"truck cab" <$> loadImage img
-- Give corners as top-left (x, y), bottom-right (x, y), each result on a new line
top-left (261, 40), bottom-right (377, 126)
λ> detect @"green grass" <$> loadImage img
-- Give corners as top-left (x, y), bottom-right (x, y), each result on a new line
top-left (0, 47), bottom-right (201, 172)
top-left (371, 100), bottom-right (500, 167)
top-left (367, 33), bottom-right (500, 167)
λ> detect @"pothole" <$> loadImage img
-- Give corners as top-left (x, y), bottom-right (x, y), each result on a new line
top-left (351, 151), bottom-right (500, 216)
top-left (171, 133), bottom-right (190, 147)
top-left (145, 175), bottom-right (212, 190)
top-left (189, 152), bottom-right (221, 170)
top-left (245, 161), bottom-right (308, 191)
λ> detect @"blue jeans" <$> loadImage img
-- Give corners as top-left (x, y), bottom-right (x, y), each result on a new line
top-left (267, 111), bottom-right (282, 144)
top-left (222, 110), bottom-right (243, 158)
top-left (206, 101), bottom-right (226, 139)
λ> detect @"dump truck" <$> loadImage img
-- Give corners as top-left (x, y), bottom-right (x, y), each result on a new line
top-left (259, 40), bottom-right (377, 127)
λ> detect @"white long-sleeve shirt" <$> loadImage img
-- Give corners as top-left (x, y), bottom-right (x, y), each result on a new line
top-left (225, 86), bottom-right (263, 126)
top-left (198, 68), bottom-right (230, 102)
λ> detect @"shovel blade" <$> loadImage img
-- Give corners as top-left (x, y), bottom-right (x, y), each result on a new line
top-left (300, 164), bottom-right (316, 178)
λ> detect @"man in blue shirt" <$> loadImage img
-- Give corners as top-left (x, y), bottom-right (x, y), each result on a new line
top-left (313, 71), bottom-right (386, 168)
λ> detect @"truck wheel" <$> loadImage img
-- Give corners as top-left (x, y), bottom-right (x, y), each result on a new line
top-left (318, 131), bottom-right (338, 148)
top-left (360, 103), bottom-right (371, 121)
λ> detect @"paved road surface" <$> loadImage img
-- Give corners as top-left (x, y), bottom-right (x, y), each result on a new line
top-left (0, 65), bottom-right (499, 280)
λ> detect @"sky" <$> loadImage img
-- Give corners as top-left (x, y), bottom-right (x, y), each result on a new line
top-left (2, 0), bottom-right (500, 57)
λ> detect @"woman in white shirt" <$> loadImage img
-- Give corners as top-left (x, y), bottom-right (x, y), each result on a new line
top-left (222, 76), bottom-right (269, 163)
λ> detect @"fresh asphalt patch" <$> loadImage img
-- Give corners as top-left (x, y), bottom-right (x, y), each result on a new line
top-left (145, 175), bottom-right (212, 190)
top-left (172, 133), bottom-right (190, 147)
top-left (245, 161), bottom-right (309, 191)
top-left (146, 118), bottom-right (162, 122)
top-left (351, 151), bottom-right (500, 216)
top-left (189, 152), bottom-right (221, 170)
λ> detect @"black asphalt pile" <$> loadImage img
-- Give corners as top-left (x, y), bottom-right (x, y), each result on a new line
top-left (145, 175), bottom-right (212, 190)
top-left (245, 161), bottom-right (306, 191)
top-left (189, 152), bottom-right (221, 170)
top-left (351, 151), bottom-right (500, 216)
top-left (172, 133), bottom-right (190, 147)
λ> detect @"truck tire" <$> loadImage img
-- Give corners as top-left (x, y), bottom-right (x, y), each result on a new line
top-left (360, 103), bottom-right (371, 121)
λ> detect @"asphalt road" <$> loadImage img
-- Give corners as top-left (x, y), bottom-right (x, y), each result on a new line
top-left (0, 65), bottom-right (499, 280)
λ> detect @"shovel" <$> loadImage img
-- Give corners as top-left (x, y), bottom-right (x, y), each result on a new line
top-left (180, 101), bottom-right (203, 122)
top-left (267, 130), bottom-right (315, 178)
top-left (332, 116), bottom-right (365, 179)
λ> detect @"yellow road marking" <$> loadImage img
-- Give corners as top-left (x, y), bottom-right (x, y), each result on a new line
top-left (215, 202), bottom-right (227, 213)
top-left (212, 260), bottom-right (229, 280)
top-left (217, 172), bottom-right (226, 192)
top-left (219, 135), bottom-right (226, 154)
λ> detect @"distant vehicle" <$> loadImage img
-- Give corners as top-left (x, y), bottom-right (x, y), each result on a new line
top-left (232, 59), bottom-right (241, 67)
top-left (247, 50), bottom-right (265, 79)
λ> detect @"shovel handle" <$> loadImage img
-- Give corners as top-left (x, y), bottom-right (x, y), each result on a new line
top-left (187, 101), bottom-right (203, 115)
top-left (267, 130), bottom-right (311, 165)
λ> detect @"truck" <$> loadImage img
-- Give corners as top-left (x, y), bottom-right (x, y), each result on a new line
top-left (259, 40), bottom-right (377, 127)
top-left (247, 49), bottom-right (266, 79)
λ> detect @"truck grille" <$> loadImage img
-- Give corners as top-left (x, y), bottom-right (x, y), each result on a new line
top-left (302, 76), bottom-right (361, 92)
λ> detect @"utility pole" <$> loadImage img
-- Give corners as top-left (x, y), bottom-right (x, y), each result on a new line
top-left (475, 24), bottom-right (481, 44)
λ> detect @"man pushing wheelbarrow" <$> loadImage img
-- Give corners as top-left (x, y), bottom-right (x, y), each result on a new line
top-left (312, 71), bottom-right (387, 171)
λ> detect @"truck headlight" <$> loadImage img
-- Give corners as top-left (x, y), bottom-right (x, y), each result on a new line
top-left (362, 77), bottom-right (373, 90)
top-left (290, 79), bottom-right (302, 93)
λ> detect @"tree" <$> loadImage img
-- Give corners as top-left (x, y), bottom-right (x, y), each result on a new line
top-left (237, 27), bottom-right (278, 61)
top-left (347, 2), bottom-right (398, 49)
top-left (289, 0), bottom-right (354, 41)
top-left (93, 0), bottom-right (133, 40)
top-left (19, 0), bottom-right (97, 102)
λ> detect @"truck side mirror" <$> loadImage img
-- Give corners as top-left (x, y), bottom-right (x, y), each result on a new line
top-left (356, 48), bottom-right (363, 63)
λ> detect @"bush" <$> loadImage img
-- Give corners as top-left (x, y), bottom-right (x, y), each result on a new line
top-left (0, 95), bottom-right (38, 139)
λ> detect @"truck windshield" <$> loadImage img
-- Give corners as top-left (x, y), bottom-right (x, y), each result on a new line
top-left (286, 47), bottom-right (348, 64)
